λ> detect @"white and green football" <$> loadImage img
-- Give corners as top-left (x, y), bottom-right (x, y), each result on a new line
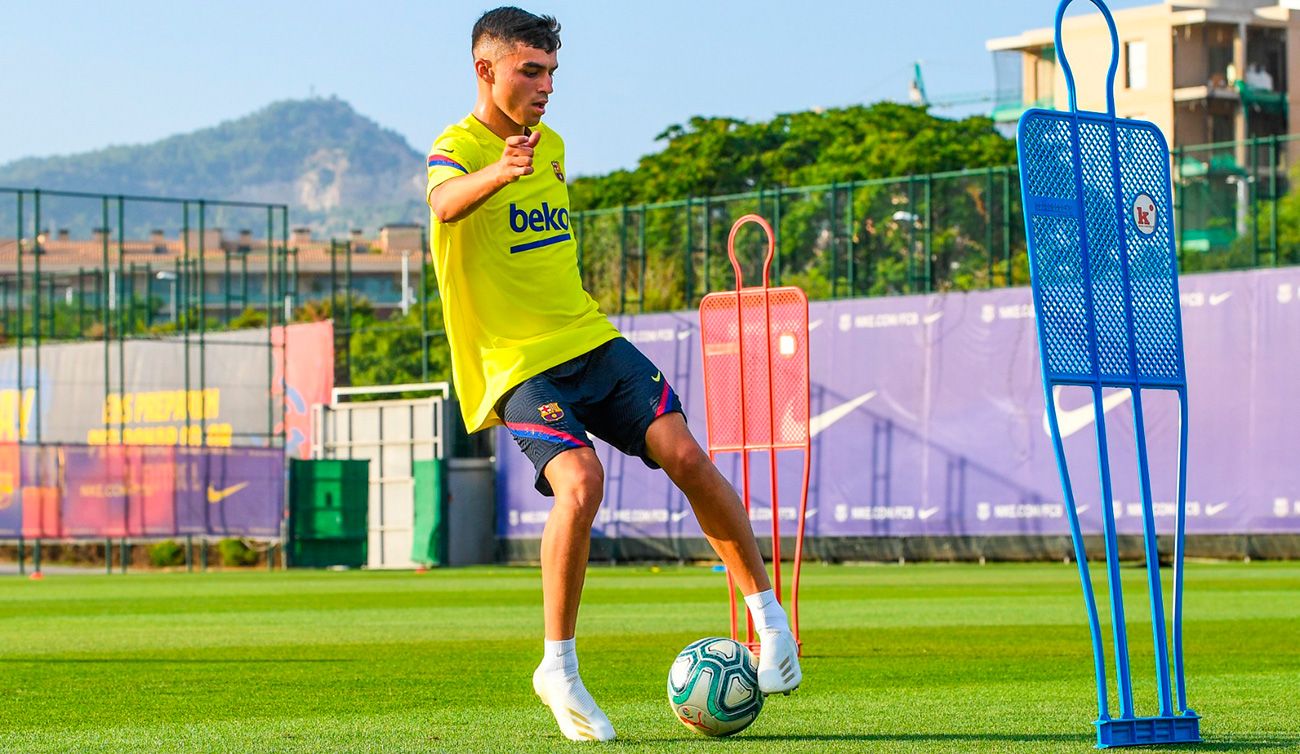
top-left (666, 637), bottom-right (763, 736)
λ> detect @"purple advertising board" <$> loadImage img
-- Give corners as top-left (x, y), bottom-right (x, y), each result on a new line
top-left (0, 444), bottom-right (284, 539)
top-left (498, 266), bottom-right (1300, 540)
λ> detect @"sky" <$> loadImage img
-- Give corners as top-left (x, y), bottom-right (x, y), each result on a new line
top-left (0, 0), bottom-right (1152, 179)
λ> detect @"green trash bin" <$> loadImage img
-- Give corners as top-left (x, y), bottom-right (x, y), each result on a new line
top-left (411, 459), bottom-right (447, 567)
top-left (288, 459), bottom-right (368, 568)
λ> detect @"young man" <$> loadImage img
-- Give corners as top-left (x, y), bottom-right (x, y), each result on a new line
top-left (426, 7), bottom-right (801, 742)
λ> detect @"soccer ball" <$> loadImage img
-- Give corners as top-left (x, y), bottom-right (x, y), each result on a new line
top-left (667, 637), bottom-right (763, 737)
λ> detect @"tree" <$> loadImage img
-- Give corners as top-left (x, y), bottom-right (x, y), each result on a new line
top-left (567, 104), bottom-right (1018, 306)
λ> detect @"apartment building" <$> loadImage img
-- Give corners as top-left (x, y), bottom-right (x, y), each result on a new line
top-left (988, 0), bottom-right (1297, 147)
top-left (989, 0), bottom-right (1299, 250)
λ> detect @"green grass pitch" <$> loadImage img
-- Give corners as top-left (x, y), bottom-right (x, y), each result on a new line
top-left (1, 561), bottom-right (1297, 752)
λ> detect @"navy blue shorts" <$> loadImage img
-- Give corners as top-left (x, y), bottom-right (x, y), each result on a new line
top-left (498, 337), bottom-right (684, 496)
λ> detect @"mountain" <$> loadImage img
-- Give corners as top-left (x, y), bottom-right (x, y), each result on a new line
top-left (0, 97), bottom-right (427, 236)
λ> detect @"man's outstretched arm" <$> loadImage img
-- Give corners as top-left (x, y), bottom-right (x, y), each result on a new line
top-left (428, 130), bottom-right (540, 223)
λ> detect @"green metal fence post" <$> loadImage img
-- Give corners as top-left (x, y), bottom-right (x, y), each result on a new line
top-left (702, 197), bottom-right (711, 295)
top-left (102, 198), bottom-right (111, 441)
top-left (421, 228), bottom-right (430, 381)
top-left (619, 204), bottom-right (629, 314)
top-left (16, 192), bottom-right (23, 443)
top-left (829, 183), bottom-right (839, 298)
top-left (117, 197), bottom-right (126, 441)
top-left (1001, 167), bottom-right (1012, 286)
top-left (223, 249), bottom-right (232, 322)
top-left (198, 200), bottom-right (208, 446)
top-left (683, 197), bottom-right (693, 306)
top-left (923, 174), bottom-right (933, 293)
top-left (637, 204), bottom-right (647, 312)
top-left (45, 276), bottom-right (54, 340)
top-left (1270, 135), bottom-right (1279, 266)
top-left (1248, 137), bottom-right (1260, 268)
top-left (985, 167), bottom-right (995, 288)
top-left (906, 176), bottom-right (916, 293)
top-left (345, 236), bottom-right (353, 384)
top-left (844, 184), bottom-right (855, 296)
top-left (32, 190), bottom-right (42, 443)
top-left (266, 205), bottom-right (275, 446)
top-left (773, 188), bottom-right (783, 286)
top-left (1172, 147), bottom-right (1184, 269)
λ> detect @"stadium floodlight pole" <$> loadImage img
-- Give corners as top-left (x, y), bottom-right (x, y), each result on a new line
top-left (1016, 0), bottom-right (1199, 747)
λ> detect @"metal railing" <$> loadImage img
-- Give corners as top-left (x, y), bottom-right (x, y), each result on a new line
top-left (571, 133), bottom-right (1300, 314)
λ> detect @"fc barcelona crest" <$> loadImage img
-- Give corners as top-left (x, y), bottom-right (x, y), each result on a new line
top-left (551, 160), bottom-right (565, 182)
top-left (538, 402), bottom-right (565, 423)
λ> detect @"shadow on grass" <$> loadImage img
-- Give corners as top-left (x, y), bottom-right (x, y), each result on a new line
top-left (0, 657), bottom-right (352, 664)
top-left (728, 733), bottom-right (1300, 751)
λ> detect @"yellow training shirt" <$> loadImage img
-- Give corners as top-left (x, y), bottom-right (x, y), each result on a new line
top-left (427, 115), bottom-right (619, 433)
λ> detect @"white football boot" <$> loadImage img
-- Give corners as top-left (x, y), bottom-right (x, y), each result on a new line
top-left (757, 628), bottom-right (802, 695)
top-left (532, 664), bottom-right (616, 742)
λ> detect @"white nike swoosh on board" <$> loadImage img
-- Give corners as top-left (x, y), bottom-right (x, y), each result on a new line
top-left (1042, 386), bottom-right (1132, 439)
top-left (918, 507), bottom-right (940, 520)
top-left (677, 330), bottom-right (692, 340)
top-left (809, 391), bottom-right (877, 438)
top-left (1209, 292), bottom-right (1232, 306)
top-left (804, 508), bottom-right (817, 519)
top-left (808, 319), bottom-right (824, 331)
top-left (923, 312), bottom-right (943, 325)
top-left (1205, 502), bottom-right (1229, 516)
top-left (671, 511), bottom-right (691, 522)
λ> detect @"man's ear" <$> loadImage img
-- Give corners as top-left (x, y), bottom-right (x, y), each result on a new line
top-left (474, 58), bottom-right (494, 85)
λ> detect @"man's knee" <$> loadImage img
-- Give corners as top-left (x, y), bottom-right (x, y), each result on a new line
top-left (654, 432), bottom-right (713, 481)
top-left (547, 450), bottom-right (605, 522)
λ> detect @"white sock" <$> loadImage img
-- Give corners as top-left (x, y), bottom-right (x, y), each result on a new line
top-left (744, 589), bottom-right (790, 635)
top-left (534, 637), bottom-right (616, 741)
top-left (541, 637), bottom-right (578, 677)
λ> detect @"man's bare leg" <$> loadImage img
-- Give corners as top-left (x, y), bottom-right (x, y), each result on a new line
top-left (532, 447), bottom-right (616, 741)
top-left (645, 413), bottom-right (803, 694)
top-left (645, 416), bottom-right (768, 593)
top-left (540, 448), bottom-right (603, 641)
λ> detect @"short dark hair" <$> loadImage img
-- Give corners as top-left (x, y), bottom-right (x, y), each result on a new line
top-left (472, 7), bottom-right (561, 57)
